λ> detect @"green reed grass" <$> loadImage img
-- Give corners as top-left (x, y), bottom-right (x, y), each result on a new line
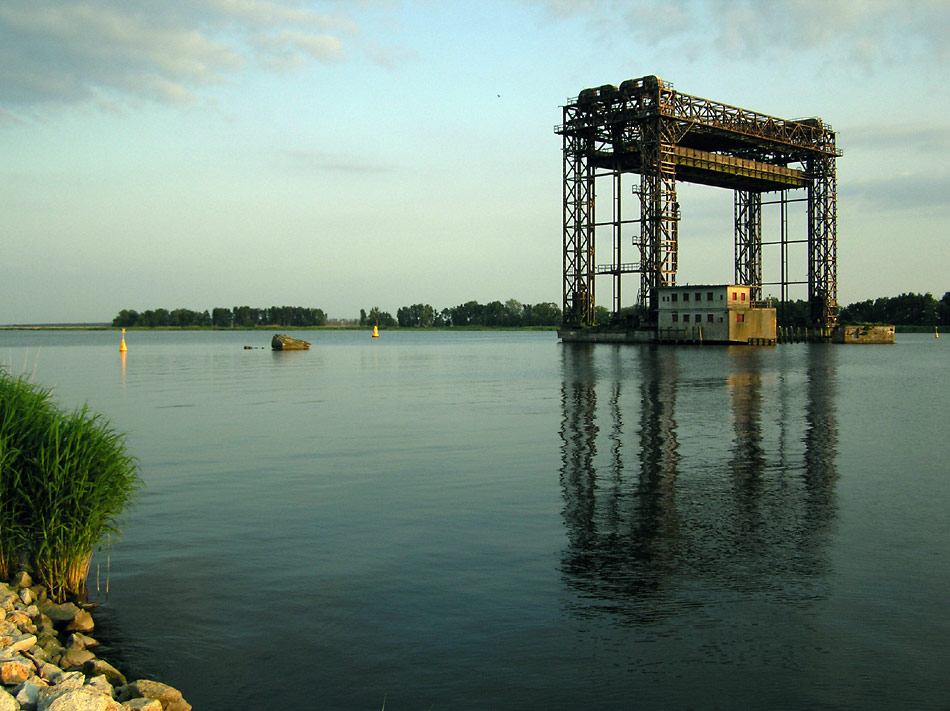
top-left (0, 372), bottom-right (55, 579)
top-left (0, 370), bottom-right (140, 601)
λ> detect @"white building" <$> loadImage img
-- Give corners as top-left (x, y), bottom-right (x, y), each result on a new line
top-left (656, 285), bottom-right (776, 344)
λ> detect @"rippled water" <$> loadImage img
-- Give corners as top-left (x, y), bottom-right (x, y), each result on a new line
top-left (2, 329), bottom-right (947, 709)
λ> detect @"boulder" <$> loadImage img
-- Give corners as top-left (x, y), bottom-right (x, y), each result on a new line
top-left (36, 685), bottom-right (122, 711)
top-left (38, 602), bottom-right (81, 628)
top-left (271, 333), bottom-right (310, 350)
top-left (53, 671), bottom-right (86, 689)
top-left (10, 571), bottom-right (32, 590)
top-left (0, 688), bottom-right (18, 711)
top-left (84, 674), bottom-right (115, 696)
top-left (115, 681), bottom-right (191, 711)
top-left (0, 656), bottom-right (32, 685)
top-left (65, 610), bottom-right (94, 634)
top-left (59, 648), bottom-right (95, 671)
top-left (123, 699), bottom-right (163, 711)
top-left (15, 677), bottom-right (50, 709)
top-left (83, 659), bottom-right (126, 686)
top-left (67, 633), bottom-right (99, 651)
top-left (3, 632), bottom-right (37, 654)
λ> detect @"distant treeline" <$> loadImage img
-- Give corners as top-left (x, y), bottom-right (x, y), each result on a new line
top-left (360, 300), bottom-right (561, 328)
top-left (741, 293), bottom-right (949, 327)
top-left (111, 299), bottom-right (562, 329)
top-left (576, 294), bottom-right (950, 329)
top-left (112, 306), bottom-right (327, 328)
top-left (112, 292), bottom-right (948, 329)
top-left (838, 292), bottom-right (949, 326)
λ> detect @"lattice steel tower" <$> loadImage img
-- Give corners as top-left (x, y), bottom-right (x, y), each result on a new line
top-left (555, 75), bottom-right (840, 332)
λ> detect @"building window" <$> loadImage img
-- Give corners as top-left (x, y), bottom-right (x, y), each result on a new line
top-left (741, 292), bottom-right (746, 301)
top-left (695, 292), bottom-right (702, 302)
top-left (707, 314), bottom-right (714, 323)
top-left (683, 314), bottom-right (690, 323)
top-left (736, 313), bottom-right (745, 323)
top-left (672, 313), bottom-right (679, 322)
top-left (672, 293), bottom-right (678, 303)
top-left (707, 292), bottom-right (713, 301)
top-left (683, 293), bottom-right (689, 302)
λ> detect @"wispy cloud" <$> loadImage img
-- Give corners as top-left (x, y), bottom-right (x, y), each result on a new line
top-left (843, 124), bottom-right (950, 154)
top-left (529, 0), bottom-right (949, 65)
top-left (843, 172), bottom-right (950, 213)
top-left (285, 148), bottom-right (396, 174)
top-left (0, 0), bottom-right (358, 110)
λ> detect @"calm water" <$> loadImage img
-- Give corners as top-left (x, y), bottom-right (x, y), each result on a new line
top-left (2, 329), bottom-right (948, 710)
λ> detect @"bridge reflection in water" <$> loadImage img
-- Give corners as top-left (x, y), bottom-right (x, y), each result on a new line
top-left (558, 343), bottom-right (838, 621)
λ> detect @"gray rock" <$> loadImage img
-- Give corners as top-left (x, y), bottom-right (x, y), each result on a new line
top-left (7, 609), bottom-right (35, 631)
top-left (65, 610), bottom-right (94, 634)
top-left (83, 675), bottom-right (113, 696)
top-left (0, 688), bottom-right (18, 711)
top-left (10, 571), bottom-right (32, 589)
top-left (15, 677), bottom-right (50, 710)
top-left (67, 633), bottom-right (99, 651)
top-left (38, 602), bottom-right (81, 627)
top-left (38, 662), bottom-right (64, 682)
top-left (83, 659), bottom-right (125, 687)
top-left (59, 648), bottom-right (95, 671)
top-left (53, 671), bottom-right (86, 689)
top-left (123, 700), bottom-right (162, 711)
top-left (37, 686), bottom-right (122, 711)
top-left (5, 632), bottom-right (38, 654)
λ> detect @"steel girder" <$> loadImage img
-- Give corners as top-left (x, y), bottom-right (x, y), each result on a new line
top-left (808, 155), bottom-right (838, 329)
top-left (561, 104), bottom-right (595, 328)
top-left (735, 191), bottom-right (763, 302)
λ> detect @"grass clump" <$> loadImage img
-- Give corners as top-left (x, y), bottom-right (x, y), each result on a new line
top-left (0, 370), bottom-right (140, 601)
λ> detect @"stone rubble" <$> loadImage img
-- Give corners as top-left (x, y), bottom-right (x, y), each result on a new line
top-left (1, 574), bottom-right (190, 711)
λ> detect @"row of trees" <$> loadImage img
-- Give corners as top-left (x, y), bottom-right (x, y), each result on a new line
top-left (359, 299), bottom-right (562, 328)
top-left (839, 292), bottom-right (950, 327)
top-left (602, 294), bottom-right (950, 328)
top-left (112, 293), bottom-right (947, 330)
top-left (113, 306), bottom-right (327, 328)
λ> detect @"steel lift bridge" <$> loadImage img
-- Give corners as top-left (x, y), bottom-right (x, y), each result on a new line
top-left (555, 75), bottom-right (841, 333)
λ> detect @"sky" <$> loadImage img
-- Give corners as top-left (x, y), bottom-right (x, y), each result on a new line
top-left (1, 0), bottom-right (947, 324)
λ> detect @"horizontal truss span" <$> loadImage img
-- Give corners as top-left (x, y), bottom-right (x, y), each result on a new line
top-left (596, 263), bottom-right (640, 275)
top-left (587, 146), bottom-right (808, 191)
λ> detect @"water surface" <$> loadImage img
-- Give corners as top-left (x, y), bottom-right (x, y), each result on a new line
top-left (2, 330), bottom-right (947, 709)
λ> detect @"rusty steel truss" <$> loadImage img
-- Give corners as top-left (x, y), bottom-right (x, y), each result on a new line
top-left (555, 75), bottom-right (840, 330)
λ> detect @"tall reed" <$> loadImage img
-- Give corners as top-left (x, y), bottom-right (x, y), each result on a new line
top-left (0, 371), bottom-right (140, 601)
top-left (29, 406), bottom-right (139, 601)
top-left (0, 372), bottom-right (55, 579)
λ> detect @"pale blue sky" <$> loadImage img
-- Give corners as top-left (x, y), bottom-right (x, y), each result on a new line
top-left (1, 0), bottom-right (947, 323)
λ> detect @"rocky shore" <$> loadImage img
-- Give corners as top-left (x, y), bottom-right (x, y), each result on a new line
top-left (1, 573), bottom-right (190, 711)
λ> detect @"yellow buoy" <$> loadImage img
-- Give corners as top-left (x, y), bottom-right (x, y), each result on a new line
top-left (119, 328), bottom-right (128, 352)
top-left (372, 324), bottom-right (379, 338)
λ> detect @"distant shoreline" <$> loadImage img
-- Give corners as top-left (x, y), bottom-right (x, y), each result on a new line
top-left (0, 324), bottom-right (111, 330)
top-left (1, 324), bottom-right (561, 332)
